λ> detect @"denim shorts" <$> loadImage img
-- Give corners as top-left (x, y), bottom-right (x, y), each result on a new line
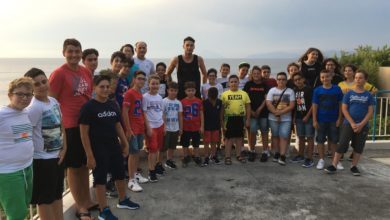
top-left (269, 120), bottom-right (292, 138)
top-left (316, 122), bottom-right (339, 144)
top-left (250, 117), bottom-right (268, 133)
top-left (129, 134), bottom-right (144, 154)
top-left (295, 118), bottom-right (315, 137)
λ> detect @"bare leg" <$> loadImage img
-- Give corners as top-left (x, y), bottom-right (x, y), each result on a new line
top-left (317, 143), bottom-right (325, 160)
top-left (330, 143), bottom-right (337, 157)
top-left (261, 133), bottom-right (269, 152)
top-left (351, 152), bottom-right (361, 167)
top-left (332, 152), bottom-right (343, 167)
top-left (272, 136), bottom-right (279, 153)
top-left (183, 147), bottom-right (189, 157)
top-left (204, 142), bottom-right (210, 157)
top-left (210, 142), bottom-right (217, 157)
top-left (225, 138), bottom-right (232, 158)
top-left (67, 167), bottom-right (89, 213)
top-left (235, 138), bottom-right (243, 156)
top-left (298, 136), bottom-right (305, 156)
top-left (158, 151), bottom-right (164, 163)
top-left (167, 149), bottom-right (173, 160)
top-left (53, 199), bottom-right (64, 220)
top-left (128, 154), bottom-right (138, 179)
top-left (306, 137), bottom-right (314, 160)
top-left (148, 152), bottom-right (157, 170)
top-left (249, 132), bottom-right (257, 151)
top-left (37, 204), bottom-right (54, 220)
top-left (193, 147), bottom-right (200, 157)
top-left (95, 185), bottom-right (107, 211)
top-left (280, 137), bottom-right (288, 155)
top-left (115, 180), bottom-right (127, 201)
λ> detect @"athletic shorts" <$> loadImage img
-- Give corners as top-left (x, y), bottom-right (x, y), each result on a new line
top-left (92, 144), bottom-right (125, 186)
top-left (161, 131), bottom-right (179, 151)
top-left (225, 116), bottom-right (244, 139)
top-left (129, 134), bottom-right (144, 154)
top-left (295, 118), bottom-right (315, 138)
top-left (64, 127), bottom-right (87, 168)
top-left (146, 125), bottom-right (164, 153)
top-left (180, 131), bottom-right (200, 148)
top-left (337, 124), bottom-right (369, 154)
top-left (204, 130), bottom-right (220, 143)
top-left (250, 117), bottom-right (268, 133)
top-left (31, 158), bottom-right (64, 205)
top-left (316, 122), bottom-right (339, 144)
top-left (269, 120), bottom-right (292, 138)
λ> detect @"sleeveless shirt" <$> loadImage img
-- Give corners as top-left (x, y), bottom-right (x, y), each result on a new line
top-left (177, 55), bottom-right (201, 99)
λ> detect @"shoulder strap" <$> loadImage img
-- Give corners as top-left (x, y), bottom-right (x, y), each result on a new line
top-left (273, 88), bottom-right (288, 107)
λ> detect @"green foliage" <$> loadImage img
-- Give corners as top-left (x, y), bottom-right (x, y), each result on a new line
top-left (334, 45), bottom-right (390, 88)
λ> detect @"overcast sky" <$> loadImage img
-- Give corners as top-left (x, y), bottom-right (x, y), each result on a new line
top-left (1, 0), bottom-right (389, 58)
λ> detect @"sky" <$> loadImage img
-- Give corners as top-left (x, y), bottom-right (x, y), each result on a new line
top-left (1, 0), bottom-right (389, 58)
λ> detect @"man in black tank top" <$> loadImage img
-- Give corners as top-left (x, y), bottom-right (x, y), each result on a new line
top-left (166, 36), bottom-right (207, 99)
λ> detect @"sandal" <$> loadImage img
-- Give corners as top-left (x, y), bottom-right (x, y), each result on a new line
top-left (76, 211), bottom-right (93, 220)
top-left (236, 155), bottom-right (246, 163)
top-left (88, 204), bottom-right (99, 211)
top-left (225, 157), bottom-right (232, 165)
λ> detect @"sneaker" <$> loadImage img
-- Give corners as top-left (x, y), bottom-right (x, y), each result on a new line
top-left (135, 172), bottom-right (149, 184)
top-left (194, 157), bottom-right (202, 166)
top-left (202, 157), bottom-right (210, 166)
top-left (117, 197), bottom-right (140, 210)
top-left (98, 207), bottom-right (118, 220)
top-left (165, 159), bottom-right (177, 169)
top-left (302, 159), bottom-right (314, 168)
top-left (278, 155), bottom-right (286, 166)
top-left (211, 156), bottom-right (221, 165)
top-left (350, 166), bottom-right (361, 176)
top-left (291, 155), bottom-right (305, 163)
top-left (273, 152), bottom-right (280, 162)
top-left (325, 165), bottom-right (337, 174)
top-left (128, 179), bottom-right (143, 192)
top-left (260, 153), bottom-right (268, 162)
top-left (336, 162), bottom-right (344, 170)
top-left (348, 153), bottom-right (354, 161)
top-left (248, 152), bottom-right (256, 162)
top-left (148, 170), bottom-right (158, 183)
top-left (316, 159), bottom-right (325, 170)
top-left (155, 163), bottom-right (165, 176)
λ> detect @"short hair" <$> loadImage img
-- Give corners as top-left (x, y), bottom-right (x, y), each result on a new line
top-left (287, 62), bottom-right (300, 72)
top-left (120, 44), bottom-right (134, 54)
top-left (148, 74), bottom-right (160, 84)
top-left (320, 69), bottom-right (331, 75)
top-left (292, 72), bottom-right (304, 79)
top-left (99, 69), bottom-right (118, 81)
top-left (221, 63), bottom-right (230, 69)
top-left (343, 64), bottom-right (358, 73)
top-left (82, 48), bottom-right (99, 61)
top-left (156, 62), bottom-right (167, 70)
top-left (228, 75), bottom-right (239, 81)
top-left (135, 41), bottom-right (147, 48)
top-left (208, 87), bottom-right (218, 100)
top-left (251, 65), bottom-right (261, 73)
top-left (261, 65), bottom-right (271, 71)
top-left (276, 72), bottom-right (287, 79)
top-left (123, 57), bottom-right (134, 68)
top-left (63, 38), bottom-right (81, 52)
top-left (356, 69), bottom-right (369, 80)
top-left (184, 81), bottom-right (196, 89)
top-left (239, 62), bottom-right (250, 69)
top-left (167, 81), bottom-right (179, 89)
top-left (24, 68), bottom-right (46, 79)
top-left (110, 51), bottom-right (126, 64)
top-left (207, 68), bottom-right (217, 76)
top-left (134, 70), bottom-right (146, 78)
top-left (183, 36), bottom-right (195, 43)
top-left (8, 77), bottom-right (33, 94)
top-left (93, 74), bottom-right (111, 86)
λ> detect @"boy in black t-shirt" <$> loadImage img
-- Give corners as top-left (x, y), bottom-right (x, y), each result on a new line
top-left (79, 75), bottom-right (140, 220)
top-left (156, 62), bottom-right (169, 98)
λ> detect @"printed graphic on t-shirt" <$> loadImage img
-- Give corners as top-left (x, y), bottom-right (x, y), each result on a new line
top-left (295, 91), bottom-right (307, 112)
top-left (133, 100), bottom-right (142, 116)
top-left (72, 76), bottom-right (89, 96)
top-left (349, 95), bottom-right (369, 103)
top-left (147, 101), bottom-right (162, 112)
top-left (272, 94), bottom-right (291, 110)
top-left (41, 104), bottom-right (62, 152)
top-left (183, 103), bottom-right (200, 120)
top-left (12, 124), bottom-right (32, 143)
top-left (318, 94), bottom-right (338, 111)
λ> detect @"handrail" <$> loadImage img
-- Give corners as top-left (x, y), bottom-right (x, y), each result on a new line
top-left (372, 90), bottom-right (390, 142)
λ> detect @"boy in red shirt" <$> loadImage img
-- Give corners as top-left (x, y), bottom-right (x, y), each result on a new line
top-left (180, 81), bottom-right (204, 167)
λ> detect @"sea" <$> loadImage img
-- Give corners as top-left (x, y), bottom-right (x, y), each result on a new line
top-left (0, 58), bottom-right (295, 106)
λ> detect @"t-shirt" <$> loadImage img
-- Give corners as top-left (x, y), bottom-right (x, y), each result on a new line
top-left (181, 97), bottom-right (203, 131)
top-left (49, 64), bottom-right (92, 128)
top-left (26, 97), bottom-right (63, 159)
top-left (221, 90), bottom-right (251, 117)
top-left (243, 81), bottom-right (268, 118)
top-left (312, 85), bottom-right (343, 122)
top-left (142, 93), bottom-right (163, 128)
top-left (294, 86), bottom-right (313, 119)
top-left (217, 77), bottom-right (229, 92)
top-left (203, 99), bottom-right (222, 131)
top-left (300, 61), bottom-right (321, 88)
top-left (263, 78), bottom-right (277, 90)
top-left (79, 99), bottom-right (121, 146)
top-left (266, 87), bottom-right (295, 122)
top-left (162, 98), bottom-right (183, 132)
top-left (115, 77), bottom-right (129, 108)
top-left (159, 79), bottom-right (168, 98)
top-left (134, 57), bottom-right (155, 94)
top-left (338, 81), bottom-right (377, 95)
top-left (0, 106), bottom-right (33, 173)
top-left (201, 83), bottom-right (224, 99)
top-left (123, 89), bottom-right (145, 134)
top-left (342, 90), bottom-right (374, 126)
top-left (238, 77), bottom-right (249, 90)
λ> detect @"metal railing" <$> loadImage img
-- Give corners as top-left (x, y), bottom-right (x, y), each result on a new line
top-left (371, 90), bottom-right (390, 141)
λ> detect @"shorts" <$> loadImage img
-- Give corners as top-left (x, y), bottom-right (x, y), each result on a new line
top-left (64, 127), bottom-right (87, 168)
top-left (146, 125), bottom-right (164, 153)
top-left (295, 118), bottom-right (315, 137)
top-left (337, 124), bottom-right (369, 154)
top-left (161, 131), bottom-right (179, 151)
top-left (316, 122), bottom-right (339, 144)
top-left (225, 116), bottom-right (244, 139)
top-left (0, 165), bottom-right (33, 220)
top-left (92, 144), bottom-right (125, 186)
top-left (250, 117), bottom-right (268, 133)
top-left (204, 130), bottom-right (220, 143)
top-left (269, 120), bottom-right (292, 138)
top-left (129, 134), bottom-right (144, 154)
top-left (180, 131), bottom-right (200, 148)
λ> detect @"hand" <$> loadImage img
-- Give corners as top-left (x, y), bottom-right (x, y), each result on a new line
top-left (313, 121), bottom-right (319, 129)
top-left (245, 119), bottom-right (250, 129)
top-left (179, 129), bottom-right (183, 136)
top-left (57, 148), bottom-right (66, 165)
top-left (354, 122), bottom-right (364, 133)
top-left (274, 110), bottom-right (281, 116)
top-left (126, 129), bottom-right (134, 139)
top-left (302, 116), bottom-right (309, 123)
top-left (86, 155), bottom-right (96, 170)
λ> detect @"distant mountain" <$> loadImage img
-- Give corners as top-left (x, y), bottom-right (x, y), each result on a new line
top-left (246, 49), bottom-right (353, 59)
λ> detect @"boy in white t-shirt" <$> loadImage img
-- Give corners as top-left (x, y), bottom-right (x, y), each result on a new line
top-left (217, 63), bottom-right (230, 92)
top-left (201, 68), bottom-right (224, 100)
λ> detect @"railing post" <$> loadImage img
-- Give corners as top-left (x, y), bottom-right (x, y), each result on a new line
top-left (372, 92), bottom-right (378, 142)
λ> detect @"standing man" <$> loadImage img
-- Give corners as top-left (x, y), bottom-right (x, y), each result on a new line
top-left (49, 39), bottom-right (96, 220)
top-left (134, 41), bottom-right (155, 94)
top-left (166, 36), bottom-right (207, 100)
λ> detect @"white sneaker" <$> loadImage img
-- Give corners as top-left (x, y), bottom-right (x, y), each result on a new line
top-left (316, 159), bottom-right (325, 170)
top-left (135, 172), bottom-right (149, 183)
top-left (337, 162), bottom-right (344, 170)
top-left (128, 179), bottom-right (143, 192)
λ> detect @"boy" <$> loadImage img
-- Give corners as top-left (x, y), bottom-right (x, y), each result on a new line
top-left (25, 68), bottom-right (66, 220)
top-left (203, 87), bottom-right (222, 166)
top-left (261, 65), bottom-right (277, 89)
top-left (0, 77), bottom-right (34, 220)
top-left (143, 75), bottom-right (165, 181)
top-left (217, 63), bottom-right (230, 92)
top-left (243, 66), bottom-right (269, 162)
top-left (291, 72), bottom-right (315, 167)
top-left (201, 68), bottom-right (224, 99)
top-left (325, 70), bottom-right (374, 176)
top-left (221, 75), bottom-right (251, 165)
top-left (122, 71), bottom-right (149, 192)
top-left (238, 62), bottom-right (250, 90)
top-left (80, 75), bottom-right (140, 220)
top-left (156, 62), bottom-right (169, 98)
top-left (116, 58), bottom-right (133, 108)
top-left (82, 48), bottom-right (99, 76)
top-left (181, 81), bottom-right (204, 167)
top-left (161, 82), bottom-right (183, 169)
top-left (312, 70), bottom-right (343, 170)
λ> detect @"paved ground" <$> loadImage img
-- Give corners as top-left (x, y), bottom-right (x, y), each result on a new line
top-left (65, 142), bottom-right (390, 220)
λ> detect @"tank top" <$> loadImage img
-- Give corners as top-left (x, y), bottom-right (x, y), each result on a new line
top-left (177, 55), bottom-right (201, 99)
